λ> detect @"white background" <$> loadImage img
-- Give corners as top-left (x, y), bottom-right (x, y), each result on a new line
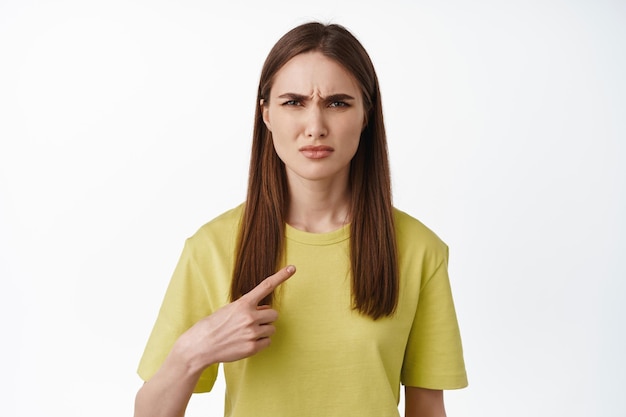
top-left (1, 1), bottom-right (624, 416)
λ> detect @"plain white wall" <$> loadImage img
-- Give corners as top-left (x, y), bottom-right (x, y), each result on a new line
top-left (1, 1), bottom-right (624, 416)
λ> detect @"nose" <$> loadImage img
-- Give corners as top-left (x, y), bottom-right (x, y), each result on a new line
top-left (304, 107), bottom-right (328, 139)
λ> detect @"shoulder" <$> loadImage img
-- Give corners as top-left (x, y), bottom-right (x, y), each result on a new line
top-left (393, 208), bottom-right (447, 250)
top-left (393, 207), bottom-right (448, 264)
top-left (185, 204), bottom-right (244, 252)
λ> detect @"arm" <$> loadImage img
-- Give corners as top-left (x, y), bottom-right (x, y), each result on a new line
top-left (134, 344), bottom-right (204, 417)
top-left (404, 387), bottom-right (446, 417)
top-left (134, 266), bottom-right (296, 417)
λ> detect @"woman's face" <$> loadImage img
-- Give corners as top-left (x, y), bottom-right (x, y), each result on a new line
top-left (262, 51), bottom-right (365, 186)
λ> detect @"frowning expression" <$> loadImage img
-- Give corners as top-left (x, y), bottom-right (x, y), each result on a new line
top-left (262, 51), bottom-right (366, 185)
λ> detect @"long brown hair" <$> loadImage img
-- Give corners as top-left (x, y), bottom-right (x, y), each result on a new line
top-left (231, 22), bottom-right (398, 319)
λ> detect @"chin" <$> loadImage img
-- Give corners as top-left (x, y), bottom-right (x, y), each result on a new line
top-left (290, 167), bottom-right (348, 183)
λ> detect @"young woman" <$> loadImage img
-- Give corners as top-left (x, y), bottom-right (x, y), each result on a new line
top-left (135, 22), bottom-right (467, 417)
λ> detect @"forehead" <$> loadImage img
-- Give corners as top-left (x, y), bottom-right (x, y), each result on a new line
top-left (270, 51), bottom-right (362, 98)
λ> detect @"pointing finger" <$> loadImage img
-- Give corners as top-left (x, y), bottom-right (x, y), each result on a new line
top-left (242, 265), bottom-right (296, 305)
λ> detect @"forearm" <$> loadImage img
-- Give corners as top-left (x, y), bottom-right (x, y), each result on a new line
top-left (134, 342), bottom-right (207, 417)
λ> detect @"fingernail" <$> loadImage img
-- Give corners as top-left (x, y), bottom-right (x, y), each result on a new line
top-left (286, 265), bottom-right (295, 274)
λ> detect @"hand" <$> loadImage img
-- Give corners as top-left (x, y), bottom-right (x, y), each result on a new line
top-left (175, 265), bottom-right (296, 369)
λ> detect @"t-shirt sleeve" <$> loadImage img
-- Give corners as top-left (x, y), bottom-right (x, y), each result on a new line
top-left (401, 250), bottom-right (468, 389)
top-left (137, 238), bottom-right (219, 393)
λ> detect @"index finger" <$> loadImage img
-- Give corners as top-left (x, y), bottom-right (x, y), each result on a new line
top-left (242, 265), bottom-right (296, 305)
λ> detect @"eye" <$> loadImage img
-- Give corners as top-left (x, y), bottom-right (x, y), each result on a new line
top-left (329, 101), bottom-right (349, 108)
top-left (282, 100), bottom-right (302, 106)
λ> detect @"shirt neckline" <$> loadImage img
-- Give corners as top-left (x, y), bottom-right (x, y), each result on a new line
top-left (285, 222), bottom-right (350, 245)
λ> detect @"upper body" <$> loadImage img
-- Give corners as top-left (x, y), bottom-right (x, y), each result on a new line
top-left (134, 22), bottom-right (467, 417)
top-left (137, 204), bottom-right (467, 416)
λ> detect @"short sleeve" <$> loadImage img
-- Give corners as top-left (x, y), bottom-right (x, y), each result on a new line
top-left (137, 238), bottom-right (219, 393)
top-left (401, 251), bottom-right (468, 389)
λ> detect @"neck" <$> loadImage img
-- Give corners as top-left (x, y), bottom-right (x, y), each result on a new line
top-left (285, 170), bottom-right (351, 233)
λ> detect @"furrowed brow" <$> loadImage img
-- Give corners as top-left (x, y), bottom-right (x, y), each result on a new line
top-left (276, 93), bottom-right (356, 102)
top-left (324, 93), bottom-right (356, 102)
top-left (277, 93), bottom-right (309, 101)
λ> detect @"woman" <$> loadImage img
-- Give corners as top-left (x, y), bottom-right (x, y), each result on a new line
top-left (135, 22), bottom-right (467, 417)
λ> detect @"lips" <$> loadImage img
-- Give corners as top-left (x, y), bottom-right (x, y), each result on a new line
top-left (299, 145), bottom-right (334, 159)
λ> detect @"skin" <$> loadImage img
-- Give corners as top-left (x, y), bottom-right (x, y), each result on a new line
top-left (405, 387), bottom-right (447, 417)
top-left (134, 266), bottom-right (297, 417)
top-left (135, 51), bottom-right (446, 417)
top-left (262, 51), bottom-right (364, 233)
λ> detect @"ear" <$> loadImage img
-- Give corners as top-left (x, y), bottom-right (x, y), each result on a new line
top-left (260, 99), bottom-right (271, 131)
top-left (361, 104), bottom-right (370, 131)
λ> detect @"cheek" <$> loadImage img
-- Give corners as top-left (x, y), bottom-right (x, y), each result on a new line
top-left (268, 113), bottom-right (300, 139)
top-left (342, 118), bottom-right (365, 145)
top-left (339, 131), bottom-right (361, 162)
top-left (270, 135), bottom-right (291, 165)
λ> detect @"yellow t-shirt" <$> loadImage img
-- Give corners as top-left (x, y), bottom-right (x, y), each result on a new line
top-left (138, 204), bottom-right (467, 416)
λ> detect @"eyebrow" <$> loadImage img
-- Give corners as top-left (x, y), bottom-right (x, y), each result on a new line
top-left (277, 93), bottom-right (356, 102)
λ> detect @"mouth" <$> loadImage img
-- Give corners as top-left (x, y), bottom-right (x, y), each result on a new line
top-left (299, 145), bottom-right (334, 159)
